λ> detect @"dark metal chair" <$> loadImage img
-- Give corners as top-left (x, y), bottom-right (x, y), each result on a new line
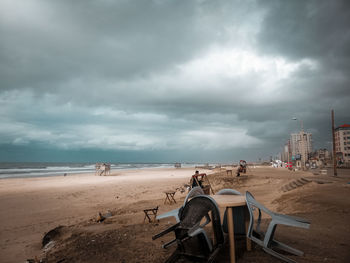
top-left (156, 186), bottom-right (204, 223)
top-left (153, 195), bottom-right (224, 263)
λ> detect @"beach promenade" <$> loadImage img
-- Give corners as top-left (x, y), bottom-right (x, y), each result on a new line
top-left (0, 167), bottom-right (349, 262)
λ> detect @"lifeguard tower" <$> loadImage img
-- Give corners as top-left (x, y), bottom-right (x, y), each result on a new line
top-left (95, 163), bottom-right (111, 176)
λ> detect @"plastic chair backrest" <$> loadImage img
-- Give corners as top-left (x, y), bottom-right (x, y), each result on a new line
top-left (246, 191), bottom-right (274, 216)
top-left (180, 195), bottom-right (224, 245)
top-left (183, 186), bottom-right (204, 206)
top-left (246, 191), bottom-right (276, 241)
top-left (218, 188), bottom-right (246, 235)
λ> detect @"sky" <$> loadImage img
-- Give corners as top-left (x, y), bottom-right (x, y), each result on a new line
top-left (0, 0), bottom-right (350, 163)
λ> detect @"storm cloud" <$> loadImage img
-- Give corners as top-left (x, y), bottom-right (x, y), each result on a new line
top-left (0, 0), bottom-right (349, 162)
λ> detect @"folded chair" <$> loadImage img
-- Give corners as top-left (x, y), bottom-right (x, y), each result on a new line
top-left (245, 191), bottom-right (310, 263)
top-left (152, 195), bottom-right (224, 263)
top-left (217, 189), bottom-right (246, 236)
top-left (156, 186), bottom-right (204, 222)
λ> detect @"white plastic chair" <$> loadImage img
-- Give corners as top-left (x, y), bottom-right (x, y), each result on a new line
top-left (245, 191), bottom-right (311, 263)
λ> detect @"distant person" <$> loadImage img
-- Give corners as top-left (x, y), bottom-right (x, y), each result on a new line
top-left (191, 170), bottom-right (203, 188)
top-left (236, 166), bottom-right (241, 177)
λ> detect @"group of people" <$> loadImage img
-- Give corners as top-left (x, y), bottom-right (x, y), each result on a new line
top-left (189, 162), bottom-right (247, 193)
top-left (236, 160), bottom-right (247, 176)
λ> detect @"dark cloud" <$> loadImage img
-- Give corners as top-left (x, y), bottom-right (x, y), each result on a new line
top-left (0, 0), bottom-right (349, 162)
top-left (254, 0), bottom-right (350, 147)
top-left (0, 0), bottom-right (250, 92)
top-left (258, 0), bottom-right (350, 61)
top-left (256, 0), bottom-right (350, 104)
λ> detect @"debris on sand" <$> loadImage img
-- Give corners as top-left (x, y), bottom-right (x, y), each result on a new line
top-left (43, 240), bottom-right (56, 252)
top-left (42, 226), bottom-right (64, 247)
top-left (26, 256), bottom-right (47, 263)
top-left (96, 210), bottom-right (112, 223)
top-left (175, 186), bottom-right (186, 193)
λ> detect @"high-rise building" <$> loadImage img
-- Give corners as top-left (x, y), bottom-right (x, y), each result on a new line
top-left (290, 130), bottom-right (312, 165)
top-left (281, 141), bottom-right (290, 162)
top-left (335, 124), bottom-right (350, 164)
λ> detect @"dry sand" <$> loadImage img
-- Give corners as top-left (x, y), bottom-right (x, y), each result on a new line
top-left (0, 166), bottom-right (349, 263)
top-left (0, 167), bottom-right (208, 262)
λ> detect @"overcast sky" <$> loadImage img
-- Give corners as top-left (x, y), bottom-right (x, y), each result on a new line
top-left (0, 0), bottom-right (349, 163)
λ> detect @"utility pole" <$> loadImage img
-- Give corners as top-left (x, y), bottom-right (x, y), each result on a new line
top-left (331, 109), bottom-right (337, 176)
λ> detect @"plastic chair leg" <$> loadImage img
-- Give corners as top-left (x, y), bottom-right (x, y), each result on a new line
top-left (165, 250), bottom-right (181, 263)
top-left (271, 239), bottom-right (304, 256)
top-left (263, 247), bottom-right (297, 263)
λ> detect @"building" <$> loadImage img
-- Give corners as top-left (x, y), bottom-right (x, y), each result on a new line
top-left (335, 124), bottom-right (350, 164)
top-left (313, 148), bottom-right (331, 161)
top-left (281, 140), bottom-right (290, 162)
top-left (309, 148), bottom-right (331, 168)
top-left (290, 130), bottom-right (313, 167)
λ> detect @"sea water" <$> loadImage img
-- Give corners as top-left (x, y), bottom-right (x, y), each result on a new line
top-left (0, 162), bottom-right (199, 179)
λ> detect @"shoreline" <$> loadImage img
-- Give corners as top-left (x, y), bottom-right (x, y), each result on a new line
top-left (0, 163), bottom-right (206, 180)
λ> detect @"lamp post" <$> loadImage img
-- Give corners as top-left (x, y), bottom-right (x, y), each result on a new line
top-left (292, 117), bottom-right (304, 131)
top-left (331, 110), bottom-right (337, 176)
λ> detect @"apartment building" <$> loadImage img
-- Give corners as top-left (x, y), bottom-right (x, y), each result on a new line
top-left (313, 148), bottom-right (331, 161)
top-left (281, 141), bottom-right (290, 162)
top-left (290, 131), bottom-right (313, 162)
top-left (335, 124), bottom-right (350, 164)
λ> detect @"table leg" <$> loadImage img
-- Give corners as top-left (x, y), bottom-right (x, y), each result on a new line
top-left (227, 207), bottom-right (236, 263)
top-left (244, 207), bottom-right (252, 251)
top-left (164, 193), bottom-right (170, 204)
top-left (170, 193), bottom-right (176, 203)
top-left (143, 211), bottom-right (151, 223)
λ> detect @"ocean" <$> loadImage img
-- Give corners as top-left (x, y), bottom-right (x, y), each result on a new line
top-left (0, 162), bottom-right (200, 179)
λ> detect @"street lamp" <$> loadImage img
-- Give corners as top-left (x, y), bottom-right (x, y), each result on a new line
top-left (292, 117), bottom-right (304, 131)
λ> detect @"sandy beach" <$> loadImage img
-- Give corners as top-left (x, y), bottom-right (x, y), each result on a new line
top-left (0, 167), bottom-right (209, 262)
top-left (1, 166), bottom-right (350, 263)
